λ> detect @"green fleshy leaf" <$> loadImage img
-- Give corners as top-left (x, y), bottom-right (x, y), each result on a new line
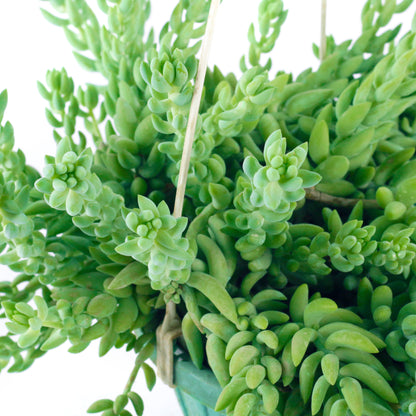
top-left (87, 399), bottom-right (113, 413)
top-left (0, 90), bottom-right (8, 124)
top-left (66, 189), bottom-right (83, 216)
top-left (49, 190), bottom-right (68, 209)
top-left (299, 169), bottom-right (321, 188)
top-left (142, 362), bottom-right (156, 391)
top-left (116, 239), bottom-right (140, 257)
top-left (128, 392), bottom-right (144, 416)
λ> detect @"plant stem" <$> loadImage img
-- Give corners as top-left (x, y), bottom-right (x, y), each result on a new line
top-left (305, 187), bottom-right (380, 209)
top-left (89, 109), bottom-right (104, 148)
top-left (123, 355), bottom-right (142, 394)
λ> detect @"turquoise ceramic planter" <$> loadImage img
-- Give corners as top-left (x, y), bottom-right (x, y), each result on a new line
top-left (175, 389), bottom-right (222, 416)
top-left (174, 360), bottom-right (224, 415)
top-left (173, 359), bottom-right (409, 416)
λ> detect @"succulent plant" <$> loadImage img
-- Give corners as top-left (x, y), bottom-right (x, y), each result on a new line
top-left (3, 1), bottom-right (416, 416)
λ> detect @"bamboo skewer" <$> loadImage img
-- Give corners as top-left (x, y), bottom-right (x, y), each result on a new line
top-left (156, 0), bottom-right (222, 388)
top-left (320, 0), bottom-right (327, 61)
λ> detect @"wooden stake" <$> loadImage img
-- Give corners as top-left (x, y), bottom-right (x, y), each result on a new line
top-left (320, 0), bottom-right (327, 61)
top-left (156, 0), bottom-right (221, 388)
top-left (173, 0), bottom-right (221, 218)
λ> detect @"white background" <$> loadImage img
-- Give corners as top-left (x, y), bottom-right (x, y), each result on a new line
top-left (0, 1), bottom-right (414, 415)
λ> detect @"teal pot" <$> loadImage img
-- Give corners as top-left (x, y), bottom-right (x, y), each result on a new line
top-left (172, 359), bottom-right (410, 416)
top-left (174, 360), bottom-right (224, 415)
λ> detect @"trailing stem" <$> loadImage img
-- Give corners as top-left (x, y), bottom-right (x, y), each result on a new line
top-left (305, 187), bottom-right (379, 209)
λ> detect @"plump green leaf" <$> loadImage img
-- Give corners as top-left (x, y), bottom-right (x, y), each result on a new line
top-left (87, 399), bottom-right (113, 413)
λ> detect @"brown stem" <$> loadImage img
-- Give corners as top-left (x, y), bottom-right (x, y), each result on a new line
top-left (305, 187), bottom-right (380, 209)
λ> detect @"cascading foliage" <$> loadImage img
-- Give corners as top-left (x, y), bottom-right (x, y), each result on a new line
top-left (3, 0), bottom-right (416, 415)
